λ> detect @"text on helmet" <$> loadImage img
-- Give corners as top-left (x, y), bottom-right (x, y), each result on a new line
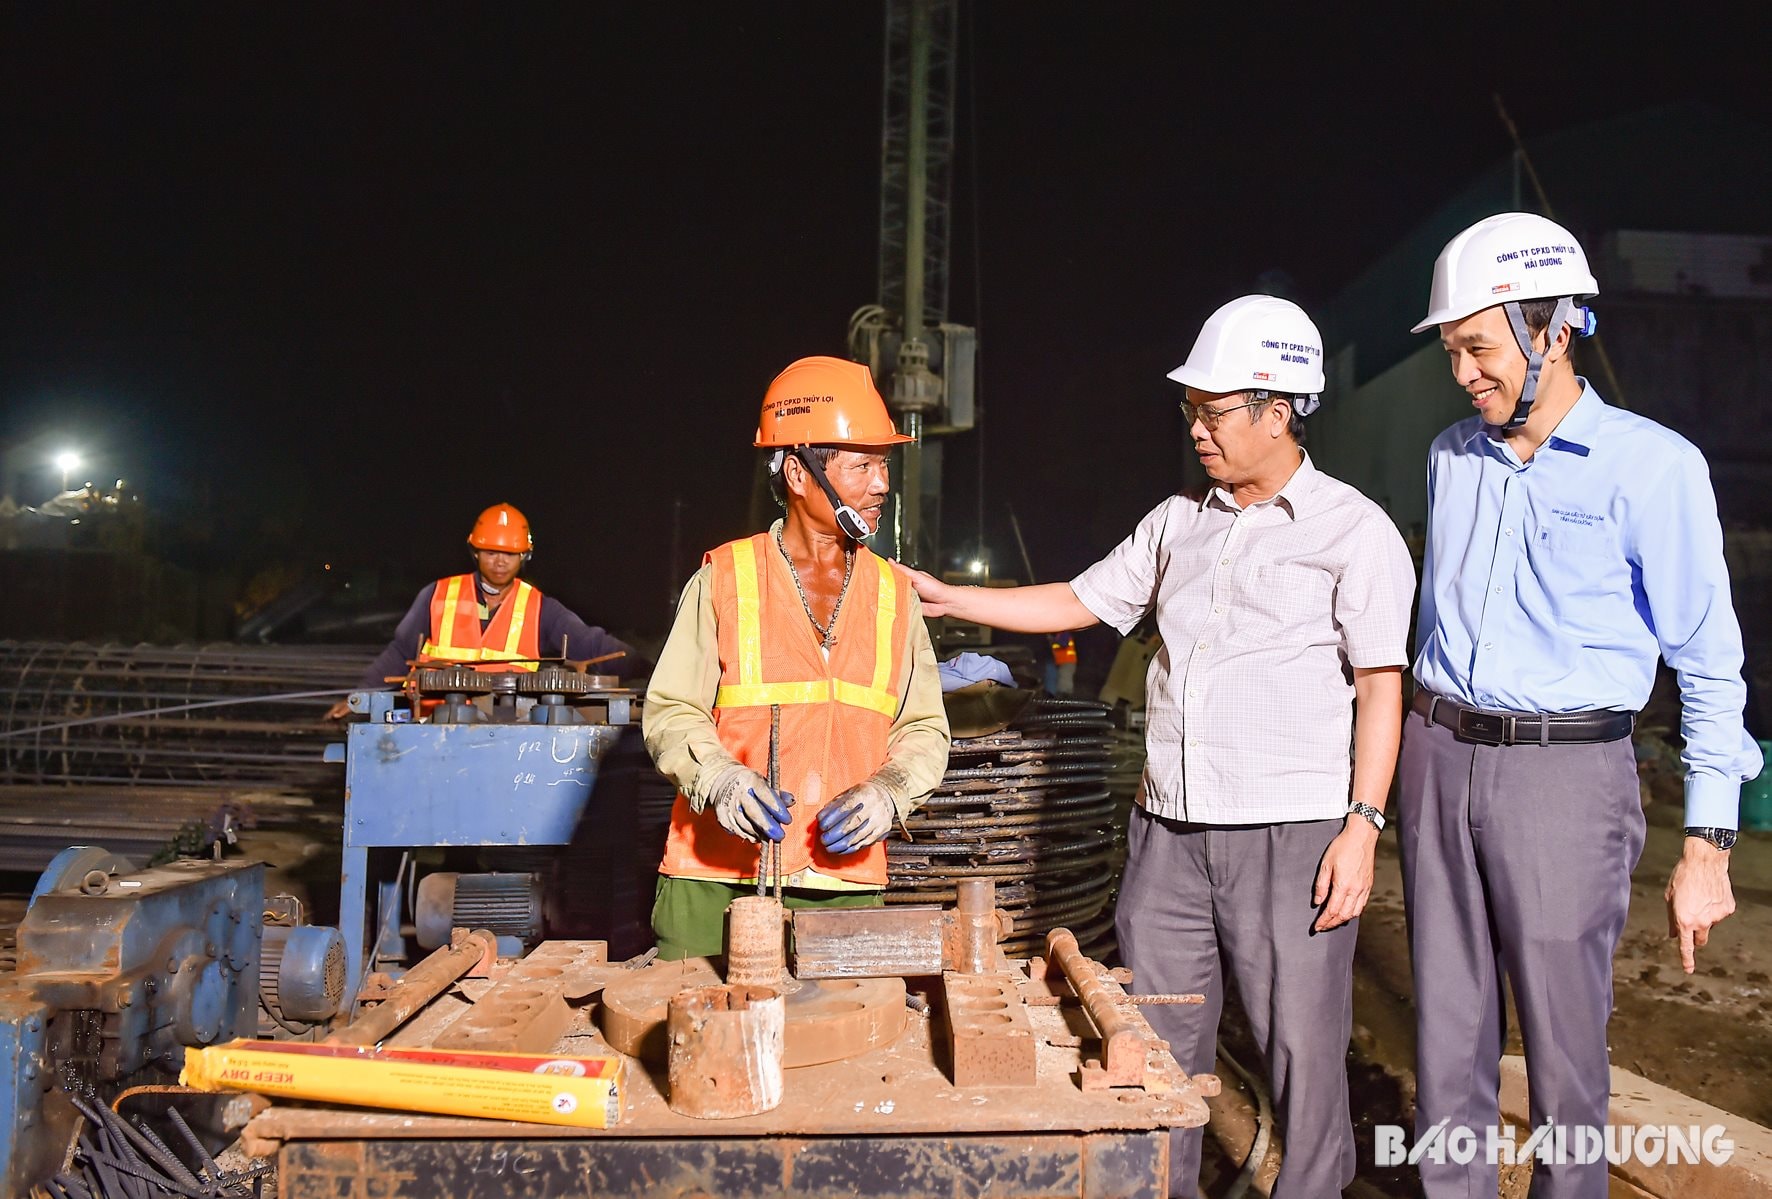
top-left (1493, 243), bottom-right (1577, 268)
top-left (1260, 338), bottom-right (1320, 365)
top-left (765, 393), bottom-right (835, 420)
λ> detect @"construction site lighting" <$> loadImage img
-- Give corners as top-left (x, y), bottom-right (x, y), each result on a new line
top-left (53, 450), bottom-right (82, 491)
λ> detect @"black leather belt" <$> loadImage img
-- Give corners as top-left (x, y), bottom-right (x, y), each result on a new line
top-left (1412, 689), bottom-right (1635, 747)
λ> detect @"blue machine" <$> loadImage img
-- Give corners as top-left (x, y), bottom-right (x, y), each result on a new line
top-left (330, 670), bottom-right (637, 1004)
top-left (1, 857), bottom-right (266, 1196)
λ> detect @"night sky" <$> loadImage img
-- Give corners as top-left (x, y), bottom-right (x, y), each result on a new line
top-left (3, 5), bottom-right (1765, 638)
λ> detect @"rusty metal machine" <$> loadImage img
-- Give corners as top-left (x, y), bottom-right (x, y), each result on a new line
top-left (0, 854), bottom-right (283, 1195)
top-left (238, 877), bottom-right (1215, 1198)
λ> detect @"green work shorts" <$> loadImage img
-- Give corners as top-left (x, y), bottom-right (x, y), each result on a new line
top-left (651, 875), bottom-right (883, 961)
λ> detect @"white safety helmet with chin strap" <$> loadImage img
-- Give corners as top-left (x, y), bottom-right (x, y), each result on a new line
top-left (1412, 212), bottom-right (1600, 430)
top-left (1168, 295), bottom-right (1325, 416)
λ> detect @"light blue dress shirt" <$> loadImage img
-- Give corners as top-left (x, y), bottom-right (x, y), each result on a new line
top-left (1414, 380), bottom-right (1760, 828)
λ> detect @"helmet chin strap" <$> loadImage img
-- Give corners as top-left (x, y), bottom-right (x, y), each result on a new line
top-left (789, 448), bottom-right (874, 542)
top-left (1501, 297), bottom-right (1574, 431)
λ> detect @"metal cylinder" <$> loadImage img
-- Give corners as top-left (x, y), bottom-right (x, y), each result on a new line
top-left (261, 924), bottom-right (347, 1023)
top-left (325, 930), bottom-right (496, 1047)
top-left (952, 877), bottom-right (1003, 975)
top-left (723, 896), bottom-right (786, 988)
top-left (414, 871), bottom-right (543, 951)
top-left (666, 984), bottom-right (784, 1119)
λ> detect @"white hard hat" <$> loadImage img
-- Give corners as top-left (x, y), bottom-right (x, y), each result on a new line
top-left (1168, 295), bottom-right (1325, 413)
top-left (1411, 212), bottom-right (1599, 333)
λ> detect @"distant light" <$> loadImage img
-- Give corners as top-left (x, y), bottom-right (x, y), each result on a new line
top-left (968, 559), bottom-right (987, 575)
top-left (323, 563), bottom-right (333, 571)
top-left (54, 451), bottom-right (81, 473)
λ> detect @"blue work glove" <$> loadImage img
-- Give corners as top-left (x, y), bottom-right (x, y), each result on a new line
top-left (816, 780), bottom-right (897, 855)
top-left (711, 768), bottom-right (792, 843)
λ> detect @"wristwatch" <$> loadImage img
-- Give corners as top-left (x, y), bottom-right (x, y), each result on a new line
top-left (1684, 826), bottom-right (1737, 851)
top-left (1348, 802), bottom-right (1386, 832)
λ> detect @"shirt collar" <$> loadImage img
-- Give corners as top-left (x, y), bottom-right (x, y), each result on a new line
top-left (1464, 377), bottom-right (1603, 456)
top-left (1203, 449), bottom-right (1315, 519)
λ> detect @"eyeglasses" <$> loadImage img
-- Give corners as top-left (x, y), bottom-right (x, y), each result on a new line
top-left (1179, 395), bottom-right (1270, 430)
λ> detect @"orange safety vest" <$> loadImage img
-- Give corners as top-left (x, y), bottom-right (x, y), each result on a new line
top-left (419, 574), bottom-right (543, 672)
top-left (659, 533), bottom-right (911, 885)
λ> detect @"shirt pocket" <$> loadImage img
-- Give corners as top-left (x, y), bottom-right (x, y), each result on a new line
top-left (1534, 524), bottom-right (1620, 561)
top-left (1240, 562), bottom-right (1334, 628)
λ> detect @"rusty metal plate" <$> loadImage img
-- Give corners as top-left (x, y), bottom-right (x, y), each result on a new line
top-left (276, 1129), bottom-right (1168, 1198)
top-left (792, 906), bottom-right (946, 977)
top-left (599, 958), bottom-right (907, 1069)
top-left (431, 940), bottom-right (607, 1053)
top-left (944, 971), bottom-right (1038, 1087)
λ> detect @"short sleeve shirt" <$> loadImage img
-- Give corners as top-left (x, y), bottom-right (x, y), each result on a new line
top-left (1070, 452), bottom-right (1415, 823)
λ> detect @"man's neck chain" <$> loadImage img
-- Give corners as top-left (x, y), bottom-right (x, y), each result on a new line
top-left (775, 527), bottom-right (854, 650)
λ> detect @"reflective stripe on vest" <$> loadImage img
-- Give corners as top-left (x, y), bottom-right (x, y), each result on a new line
top-left (713, 538), bottom-right (901, 717)
top-left (420, 575), bottom-right (542, 671)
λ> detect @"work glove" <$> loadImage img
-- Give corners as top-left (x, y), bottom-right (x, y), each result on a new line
top-left (816, 780), bottom-right (897, 855)
top-left (710, 767), bottom-right (793, 844)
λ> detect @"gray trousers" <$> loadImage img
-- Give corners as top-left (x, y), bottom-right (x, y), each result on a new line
top-left (1398, 709), bottom-right (1645, 1199)
top-left (1116, 808), bottom-right (1358, 1199)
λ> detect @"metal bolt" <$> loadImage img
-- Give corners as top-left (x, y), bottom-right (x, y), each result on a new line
top-left (205, 942), bottom-right (217, 958)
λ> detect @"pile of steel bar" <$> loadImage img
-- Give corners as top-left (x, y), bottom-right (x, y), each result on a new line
top-left (887, 696), bottom-right (1122, 957)
top-left (0, 784), bottom-right (331, 874)
top-left (50, 1095), bottom-right (273, 1199)
top-left (0, 641), bottom-right (372, 790)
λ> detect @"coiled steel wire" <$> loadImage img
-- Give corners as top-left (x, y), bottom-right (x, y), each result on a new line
top-left (888, 695), bottom-right (1126, 957)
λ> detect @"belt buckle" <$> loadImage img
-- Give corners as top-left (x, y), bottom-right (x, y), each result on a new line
top-left (1455, 708), bottom-right (1507, 746)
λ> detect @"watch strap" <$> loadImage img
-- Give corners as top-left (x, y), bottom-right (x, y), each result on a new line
top-left (1349, 802), bottom-right (1385, 832)
top-left (1684, 826), bottom-right (1737, 851)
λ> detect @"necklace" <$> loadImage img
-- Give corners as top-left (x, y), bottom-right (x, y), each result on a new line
top-left (775, 527), bottom-right (854, 650)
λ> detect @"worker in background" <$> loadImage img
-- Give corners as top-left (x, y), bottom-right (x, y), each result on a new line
top-left (643, 356), bottom-right (950, 959)
top-left (1401, 214), bottom-right (1759, 1199)
top-left (910, 297), bottom-right (1415, 1199)
top-left (1044, 632), bottom-right (1077, 695)
top-left (327, 503), bottom-right (642, 717)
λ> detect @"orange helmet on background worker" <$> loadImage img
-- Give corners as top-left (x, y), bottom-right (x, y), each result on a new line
top-left (467, 503), bottom-right (533, 556)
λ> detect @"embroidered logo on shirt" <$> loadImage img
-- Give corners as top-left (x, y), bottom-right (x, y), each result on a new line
top-left (1550, 507), bottom-right (1604, 528)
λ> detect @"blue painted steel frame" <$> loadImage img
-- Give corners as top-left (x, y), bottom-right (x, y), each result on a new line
top-left (338, 705), bottom-right (627, 1002)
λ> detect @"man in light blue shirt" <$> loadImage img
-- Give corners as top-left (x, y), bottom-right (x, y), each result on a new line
top-left (1400, 213), bottom-right (1760, 1199)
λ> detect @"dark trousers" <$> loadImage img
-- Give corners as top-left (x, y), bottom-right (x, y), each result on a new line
top-left (1398, 710), bottom-right (1645, 1199)
top-left (1116, 808), bottom-right (1358, 1199)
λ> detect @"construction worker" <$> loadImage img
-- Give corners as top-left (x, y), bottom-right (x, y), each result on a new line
top-left (1401, 214), bottom-right (1760, 1198)
top-left (643, 356), bottom-right (950, 959)
top-left (328, 503), bottom-right (641, 716)
top-left (910, 297), bottom-right (1416, 1199)
top-left (1045, 632), bottom-right (1078, 695)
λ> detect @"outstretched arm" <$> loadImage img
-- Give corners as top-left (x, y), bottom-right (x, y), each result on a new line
top-left (905, 569), bottom-right (1099, 633)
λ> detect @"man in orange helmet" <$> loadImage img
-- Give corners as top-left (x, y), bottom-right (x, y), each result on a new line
top-left (642, 357), bottom-right (951, 959)
top-left (328, 503), bottom-right (642, 716)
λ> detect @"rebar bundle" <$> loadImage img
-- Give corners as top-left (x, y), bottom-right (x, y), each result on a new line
top-left (0, 640), bottom-right (372, 790)
top-left (888, 696), bottom-right (1125, 958)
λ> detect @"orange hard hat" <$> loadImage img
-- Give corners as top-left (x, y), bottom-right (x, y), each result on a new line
top-left (754, 356), bottom-right (914, 448)
top-left (467, 503), bottom-right (533, 553)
